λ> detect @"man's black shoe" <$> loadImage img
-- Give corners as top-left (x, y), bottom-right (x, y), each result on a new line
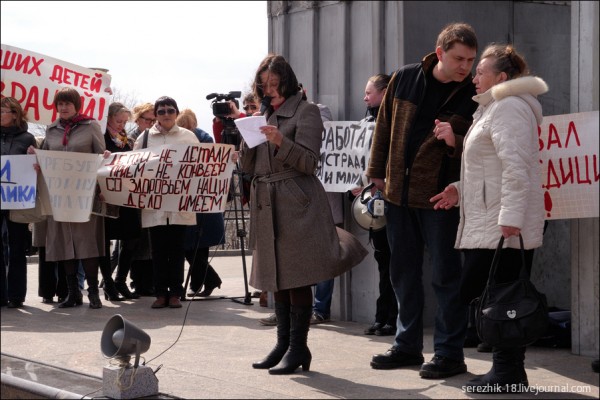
top-left (364, 322), bottom-right (383, 335)
top-left (375, 324), bottom-right (396, 336)
top-left (370, 347), bottom-right (424, 369)
top-left (419, 355), bottom-right (467, 379)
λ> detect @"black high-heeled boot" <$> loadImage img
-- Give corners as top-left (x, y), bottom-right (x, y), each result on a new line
top-left (253, 302), bottom-right (291, 369)
top-left (269, 304), bottom-right (312, 375)
top-left (58, 274), bottom-right (83, 308)
top-left (103, 280), bottom-right (125, 301)
top-left (100, 256), bottom-right (124, 301)
top-left (197, 273), bottom-right (223, 297)
top-left (86, 277), bottom-right (103, 309)
top-left (115, 281), bottom-right (140, 299)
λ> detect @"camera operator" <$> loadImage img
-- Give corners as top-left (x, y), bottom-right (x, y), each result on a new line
top-left (212, 92), bottom-right (258, 143)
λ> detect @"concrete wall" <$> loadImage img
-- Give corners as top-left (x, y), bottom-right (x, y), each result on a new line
top-left (266, 2), bottom-right (596, 354)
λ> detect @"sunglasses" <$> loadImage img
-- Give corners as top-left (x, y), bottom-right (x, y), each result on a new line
top-left (243, 105), bottom-right (258, 112)
top-left (156, 108), bottom-right (177, 116)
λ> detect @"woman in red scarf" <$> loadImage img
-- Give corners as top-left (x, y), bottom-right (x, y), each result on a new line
top-left (37, 87), bottom-right (106, 309)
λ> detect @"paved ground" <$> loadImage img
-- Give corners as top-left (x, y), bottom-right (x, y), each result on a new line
top-left (1, 254), bottom-right (599, 399)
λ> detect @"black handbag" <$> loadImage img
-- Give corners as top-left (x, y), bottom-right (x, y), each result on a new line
top-left (473, 235), bottom-right (548, 348)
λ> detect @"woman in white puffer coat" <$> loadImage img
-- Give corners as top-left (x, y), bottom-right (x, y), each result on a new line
top-left (430, 43), bottom-right (548, 393)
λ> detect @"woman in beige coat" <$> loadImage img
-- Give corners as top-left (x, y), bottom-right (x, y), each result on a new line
top-left (241, 54), bottom-right (367, 375)
top-left (33, 87), bottom-right (106, 309)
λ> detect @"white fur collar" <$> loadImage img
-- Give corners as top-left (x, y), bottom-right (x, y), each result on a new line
top-left (474, 76), bottom-right (549, 105)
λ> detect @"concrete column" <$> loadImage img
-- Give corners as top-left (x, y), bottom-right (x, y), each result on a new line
top-left (570, 0), bottom-right (599, 357)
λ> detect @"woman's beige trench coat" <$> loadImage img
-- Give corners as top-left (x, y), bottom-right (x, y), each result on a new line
top-left (240, 92), bottom-right (367, 292)
top-left (42, 119), bottom-right (105, 262)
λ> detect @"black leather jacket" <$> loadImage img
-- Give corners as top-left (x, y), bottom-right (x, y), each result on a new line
top-left (1, 123), bottom-right (37, 155)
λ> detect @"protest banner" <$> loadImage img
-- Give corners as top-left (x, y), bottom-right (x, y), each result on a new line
top-left (97, 143), bottom-right (235, 213)
top-left (539, 110), bottom-right (599, 220)
top-left (0, 154), bottom-right (37, 209)
top-left (317, 119), bottom-right (375, 192)
top-left (35, 150), bottom-right (103, 223)
top-left (1, 43), bottom-right (111, 131)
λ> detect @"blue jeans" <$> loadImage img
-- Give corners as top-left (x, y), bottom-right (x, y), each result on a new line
top-left (386, 203), bottom-right (467, 361)
top-left (313, 278), bottom-right (334, 317)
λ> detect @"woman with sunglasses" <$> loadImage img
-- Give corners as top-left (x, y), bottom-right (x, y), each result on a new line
top-left (241, 54), bottom-right (367, 375)
top-left (133, 96), bottom-right (199, 309)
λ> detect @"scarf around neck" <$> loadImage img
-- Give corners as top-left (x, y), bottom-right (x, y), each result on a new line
top-left (60, 113), bottom-right (93, 146)
top-left (107, 125), bottom-right (129, 148)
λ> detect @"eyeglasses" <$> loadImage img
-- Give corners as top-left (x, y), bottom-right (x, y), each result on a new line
top-left (139, 116), bottom-right (156, 124)
top-left (0, 110), bottom-right (16, 115)
top-left (156, 108), bottom-right (176, 116)
top-left (243, 105), bottom-right (258, 112)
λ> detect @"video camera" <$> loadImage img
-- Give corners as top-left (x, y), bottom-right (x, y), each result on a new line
top-left (206, 90), bottom-right (242, 149)
top-left (206, 91), bottom-right (242, 118)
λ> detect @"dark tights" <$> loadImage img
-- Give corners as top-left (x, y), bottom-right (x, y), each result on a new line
top-left (274, 286), bottom-right (312, 306)
top-left (62, 257), bottom-right (99, 284)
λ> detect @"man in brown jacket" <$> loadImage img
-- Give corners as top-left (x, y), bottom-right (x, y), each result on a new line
top-left (367, 23), bottom-right (478, 379)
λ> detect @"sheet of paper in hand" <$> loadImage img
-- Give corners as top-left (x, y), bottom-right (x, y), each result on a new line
top-left (234, 115), bottom-right (268, 148)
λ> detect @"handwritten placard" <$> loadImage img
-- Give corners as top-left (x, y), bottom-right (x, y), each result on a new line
top-left (316, 120), bottom-right (375, 192)
top-left (35, 150), bottom-right (103, 222)
top-left (1, 43), bottom-right (112, 131)
top-left (0, 154), bottom-right (37, 209)
top-left (97, 143), bottom-right (235, 213)
top-left (539, 111), bottom-right (599, 220)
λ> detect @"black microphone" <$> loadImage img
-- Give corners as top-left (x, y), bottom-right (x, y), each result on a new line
top-left (260, 96), bottom-right (272, 115)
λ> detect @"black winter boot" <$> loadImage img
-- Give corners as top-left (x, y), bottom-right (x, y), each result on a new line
top-left (465, 347), bottom-right (528, 393)
top-left (58, 274), bottom-right (83, 308)
top-left (100, 257), bottom-right (124, 301)
top-left (253, 302), bottom-right (291, 369)
top-left (115, 281), bottom-right (140, 299)
top-left (269, 304), bottom-right (312, 375)
top-left (86, 277), bottom-right (103, 309)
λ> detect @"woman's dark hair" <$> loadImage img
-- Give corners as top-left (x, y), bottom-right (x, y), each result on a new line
top-left (481, 43), bottom-right (529, 80)
top-left (53, 87), bottom-right (81, 112)
top-left (253, 54), bottom-right (299, 101)
top-left (154, 96), bottom-right (179, 116)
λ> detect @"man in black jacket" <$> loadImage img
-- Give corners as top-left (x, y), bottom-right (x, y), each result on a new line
top-left (367, 23), bottom-right (478, 379)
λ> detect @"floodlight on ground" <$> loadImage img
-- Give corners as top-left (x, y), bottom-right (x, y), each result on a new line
top-left (100, 314), bottom-right (158, 399)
